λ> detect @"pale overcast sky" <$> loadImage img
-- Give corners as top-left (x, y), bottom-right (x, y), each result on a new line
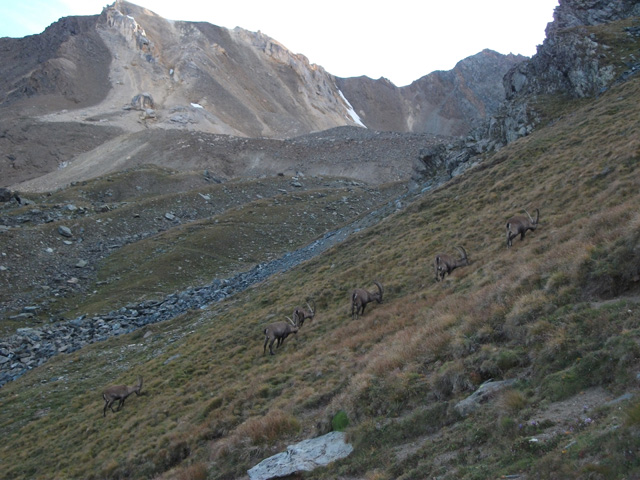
top-left (0, 0), bottom-right (559, 86)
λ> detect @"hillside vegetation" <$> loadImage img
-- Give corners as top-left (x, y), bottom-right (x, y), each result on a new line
top-left (2, 58), bottom-right (640, 480)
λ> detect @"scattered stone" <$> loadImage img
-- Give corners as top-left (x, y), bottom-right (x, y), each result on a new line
top-left (454, 379), bottom-right (516, 416)
top-left (605, 392), bottom-right (634, 406)
top-left (164, 212), bottom-right (176, 221)
top-left (164, 354), bottom-right (181, 365)
top-left (75, 260), bottom-right (88, 268)
top-left (58, 226), bottom-right (73, 238)
top-left (142, 108), bottom-right (156, 119)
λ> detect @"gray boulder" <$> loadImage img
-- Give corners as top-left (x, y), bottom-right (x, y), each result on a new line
top-left (247, 431), bottom-right (353, 480)
top-left (454, 379), bottom-right (516, 416)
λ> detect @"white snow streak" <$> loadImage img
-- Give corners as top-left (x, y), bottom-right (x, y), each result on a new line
top-left (338, 90), bottom-right (366, 128)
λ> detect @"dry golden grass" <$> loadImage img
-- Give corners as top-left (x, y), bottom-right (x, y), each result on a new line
top-left (210, 409), bottom-right (300, 459)
top-left (497, 388), bottom-right (528, 414)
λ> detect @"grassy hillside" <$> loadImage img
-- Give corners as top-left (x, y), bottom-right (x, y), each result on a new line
top-left (2, 70), bottom-right (640, 480)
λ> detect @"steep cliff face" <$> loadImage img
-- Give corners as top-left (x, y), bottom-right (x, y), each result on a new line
top-left (497, 0), bottom-right (640, 143)
top-left (506, 0), bottom-right (640, 100)
top-left (411, 0), bottom-right (640, 186)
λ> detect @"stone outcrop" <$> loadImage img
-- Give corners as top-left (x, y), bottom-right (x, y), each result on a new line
top-left (131, 93), bottom-right (154, 110)
top-left (497, 0), bottom-right (640, 145)
top-left (247, 431), bottom-right (353, 480)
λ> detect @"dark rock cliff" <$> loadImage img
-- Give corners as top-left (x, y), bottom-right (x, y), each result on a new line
top-left (500, 0), bottom-right (640, 141)
top-left (412, 0), bottom-right (640, 185)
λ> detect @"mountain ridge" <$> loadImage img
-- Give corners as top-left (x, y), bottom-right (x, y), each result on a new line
top-left (0, 0), bottom-right (522, 190)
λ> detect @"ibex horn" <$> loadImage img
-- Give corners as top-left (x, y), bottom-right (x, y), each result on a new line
top-left (524, 209), bottom-right (534, 223)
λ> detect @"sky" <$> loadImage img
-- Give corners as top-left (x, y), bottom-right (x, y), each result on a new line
top-left (0, 0), bottom-right (559, 87)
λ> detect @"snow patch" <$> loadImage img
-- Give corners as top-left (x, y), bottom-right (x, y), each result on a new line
top-left (338, 90), bottom-right (366, 128)
top-left (191, 103), bottom-right (204, 109)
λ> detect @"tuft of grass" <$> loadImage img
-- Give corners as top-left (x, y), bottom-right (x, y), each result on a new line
top-left (625, 399), bottom-right (640, 426)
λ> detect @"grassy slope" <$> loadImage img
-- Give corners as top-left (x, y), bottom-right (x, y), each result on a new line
top-left (2, 57), bottom-right (640, 480)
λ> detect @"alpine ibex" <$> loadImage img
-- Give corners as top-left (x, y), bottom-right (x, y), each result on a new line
top-left (434, 246), bottom-right (470, 282)
top-left (263, 317), bottom-right (299, 355)
top-left (293, 300), bottom-right (316, 327)
top-left (102, 376), bottom-right (143, 417)
top-left (351, 280), bottom-right (383, 319)
top-left (506, 208), bottom-right (539, 248)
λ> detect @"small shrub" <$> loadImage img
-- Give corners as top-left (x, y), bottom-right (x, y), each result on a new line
top-left (539, 343), bottom-right (627, 401)
top-left (624, 399), bottom-right (640, 426)
top-left (155, 439), bottom-right (191, 471)
top-left (579, 227), bottom-right (640, 299)
top-left (504, 291), bottom-right (552, 343)
top-left (499, 416), bottom-right (517, 437)
top-left (546, 270), bottom-right (571, 292)
top-left (432, 360), bottom-right (474, 400)
top-left (540, 367), bottom-right (583, 402)
top-left (332, 410), bottom-right (350, 431)
top-left (497, 350), bottom-right (521, 372)
top-left (499, 389), bottom-right (528, 413)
